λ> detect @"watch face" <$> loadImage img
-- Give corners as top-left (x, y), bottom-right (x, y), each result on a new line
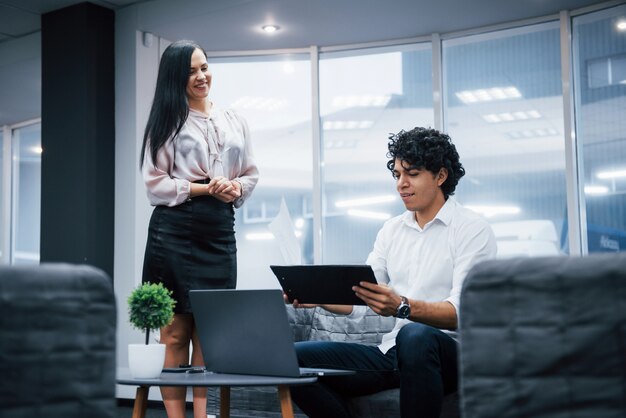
top-left (398, 305), bottom-right (410, 318)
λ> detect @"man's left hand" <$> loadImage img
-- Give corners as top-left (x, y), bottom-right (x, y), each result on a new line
top-left (353, 281), bottom-right (402, 317)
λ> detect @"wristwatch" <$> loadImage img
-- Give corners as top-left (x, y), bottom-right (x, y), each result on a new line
top-left (395, 296), bottom-right (411, 319)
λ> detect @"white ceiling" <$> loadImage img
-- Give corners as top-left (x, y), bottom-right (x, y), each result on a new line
top-left (0, 0), bottom-right (613, 49)
top-left (0, 0), bottom-right (617, 126)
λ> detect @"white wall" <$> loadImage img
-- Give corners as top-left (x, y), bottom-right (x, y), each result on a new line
top-left (0, 33), bottom-right (41, 126)
top-left (114, 4), bottom-right (161, 400)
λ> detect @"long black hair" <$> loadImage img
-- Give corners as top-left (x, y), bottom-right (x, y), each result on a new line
top-left (387, 127), bottom-right (465, 199)
top-left (140, 40), bottom-right (207, 168)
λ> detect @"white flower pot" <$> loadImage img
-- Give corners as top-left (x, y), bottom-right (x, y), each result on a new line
top-left (128, 343), bottom-right (166, 378)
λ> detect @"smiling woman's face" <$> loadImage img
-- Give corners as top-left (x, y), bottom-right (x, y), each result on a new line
top-left (186, 48), bottom-right (212, 105)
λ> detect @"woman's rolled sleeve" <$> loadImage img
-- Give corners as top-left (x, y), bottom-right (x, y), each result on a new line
top-left (142, 141), bottom-right (191, 207)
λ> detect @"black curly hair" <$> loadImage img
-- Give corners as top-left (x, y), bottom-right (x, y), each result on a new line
top-left (386, 127), bottom-right (465, 199)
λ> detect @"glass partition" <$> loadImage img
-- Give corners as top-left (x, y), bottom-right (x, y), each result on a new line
top-left (573, 4), bottom-right (626, 253)
top-left (319, 44), bottom-right (434, 262)
top-left (443, 22), bottom-right (568, 258)
top-left (208, 54), bottom-right (313, 288)
top-left (0, 128), bottom-right (4, 262)
top-left (11, 122), bottom-right (41, 264)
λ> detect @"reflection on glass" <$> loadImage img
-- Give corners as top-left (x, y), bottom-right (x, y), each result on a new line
top-left (320, 44), bottom-right (434, 263)
top-left (573, 4), bottom-right (626, 253)
top-left (208, 55), bottom-right (312, 288)
top-left (0, 130), bottom-right (3, 261)
top-left (12, 123), bottom-right (41, 264)
top-left (443, 22), bottom-right (568, 258)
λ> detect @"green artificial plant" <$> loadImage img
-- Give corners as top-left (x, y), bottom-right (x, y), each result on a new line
top-left (128, 282), bottom-right (176, 345)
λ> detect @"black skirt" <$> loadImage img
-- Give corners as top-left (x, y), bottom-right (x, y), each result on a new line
top-left (142, 195), bottom-right (237, 314)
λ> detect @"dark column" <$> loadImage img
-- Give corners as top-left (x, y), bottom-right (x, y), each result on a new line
top-left (40, 3), bottom-right (114, 278)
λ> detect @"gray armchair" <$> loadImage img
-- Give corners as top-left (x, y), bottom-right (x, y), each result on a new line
top-left (459, 253), bottom-right (626, 418)
top-left (0, 263), bottom-right (117, 418)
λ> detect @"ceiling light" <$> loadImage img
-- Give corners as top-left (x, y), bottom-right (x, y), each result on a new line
top-left (282, 62), bottom-right (295, 74)
top-left (584, 185), bottom-right (609, 195)
top-left (597, 169), bottom-right (626, 179)
top-left (616, 20), bottom-right (626, 31)
top-left (465, 205), bottom-right (521, 218)
top-left (527, 110), bottom-right (541, 118)
top-left (231, 95), bottom-right (287, 111)
top-left (262, 25), bottom-right (280, 33)
top-left (506, 127), bottom-right (559, 139)
top-left (332, 95), bottom-right (391, 108)
top-left (335, 195), bottom-right (396, 208)
top-left (245, 231), bottom-right (302, 241)
top-left (325, 139), bottom-right (357, 149)
top-left (246, 232), bottom-right (275, 241)
top-left (347, 209), bottom-right (391, 220)
top-left (482, 110), bottom-right (542, 124)
top-left (456, 86), bottom-right (522, 104)
top-left (323, 120), bottom-right (374, 130)
top-left (499, 112), bottom-right (515, 122)
top-left (482, 114), bottom-right (501, 123)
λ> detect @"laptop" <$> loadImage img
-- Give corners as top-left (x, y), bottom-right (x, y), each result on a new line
top-left (270, 265), bottom-right (377, 305)
top-left (189, 289), bottom-right (353, 378)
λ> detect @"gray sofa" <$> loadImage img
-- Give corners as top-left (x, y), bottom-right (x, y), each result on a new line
top-left (0, 263), bottom-right (117, 418)
top-left (459, 253), bottom-right (626, 418)
top-left (208, 305), bottom-right (459, 417)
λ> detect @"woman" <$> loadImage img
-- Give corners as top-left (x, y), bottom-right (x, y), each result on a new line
top-left (140, 40), bottom-right (259, 418)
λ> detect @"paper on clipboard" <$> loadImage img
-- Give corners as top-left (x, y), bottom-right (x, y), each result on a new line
top-left (268, 198), bottom-right (302, 265)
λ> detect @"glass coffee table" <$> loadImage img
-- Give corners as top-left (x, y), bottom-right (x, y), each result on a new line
top-left (117, 369), bottom-right (317, 418)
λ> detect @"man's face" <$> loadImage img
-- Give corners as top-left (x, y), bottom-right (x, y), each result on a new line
top-left (392, 158), bottom-right (446, 213)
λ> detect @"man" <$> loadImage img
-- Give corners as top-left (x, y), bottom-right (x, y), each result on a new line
top-left (290, 127), bottom-right (497, 418)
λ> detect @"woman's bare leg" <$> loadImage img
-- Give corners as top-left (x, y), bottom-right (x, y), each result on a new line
top-left (160, 314), bottom-right (193, 418)
top-left (191, 322), bottom-right (207, 418)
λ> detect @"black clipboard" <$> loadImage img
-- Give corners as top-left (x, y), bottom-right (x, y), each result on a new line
top-left (270, 265), bottom-right (377, 305)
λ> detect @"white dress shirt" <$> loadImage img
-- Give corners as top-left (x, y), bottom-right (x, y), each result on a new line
top-left (364, 197), bottom-right (497, 353)
top-left (142, 106), bottom-right (259, 208)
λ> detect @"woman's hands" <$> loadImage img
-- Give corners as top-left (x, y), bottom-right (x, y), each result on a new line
top-left (205, 176), bottom-right (241, 203)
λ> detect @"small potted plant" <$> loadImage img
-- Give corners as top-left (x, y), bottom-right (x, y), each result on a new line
top-left (127, 282), bottom-right (176, 378)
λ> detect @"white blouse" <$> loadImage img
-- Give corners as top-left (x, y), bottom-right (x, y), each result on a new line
top-left (142, 106), bottom-right (259, 208)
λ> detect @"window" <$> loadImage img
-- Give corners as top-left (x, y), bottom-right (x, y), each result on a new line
top-left (208, 54), bottom-right (313, 288)
top-left (573, 4), bottom-right (626, 253)
top-left (319, 44), bottom-right (434, 262)
top-left (443, 22), bottom-right (567, 258)
top-left (0, 128), bottom-right (4, 262)
top-left (587, 54), bottom-right (626, 88)
top-left (7, 122), bottom-right (41, 264)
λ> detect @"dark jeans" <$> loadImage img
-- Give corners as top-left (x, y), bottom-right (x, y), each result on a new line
top-left (291, 323), bottom-right (458, 418)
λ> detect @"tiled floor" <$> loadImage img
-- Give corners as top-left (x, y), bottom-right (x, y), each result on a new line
top-left (116, 403), bottom-right (250, 418)
top-left (116, 402), bottom-right (168, 418)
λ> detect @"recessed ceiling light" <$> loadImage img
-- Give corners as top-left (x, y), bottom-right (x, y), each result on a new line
top-left (262, 25), bottom-right (280, 33)
top-left (616, 20), bottom-right (626, 31)
top-left (465, 205), bottom-right (521, 218)
top-left (456, 86), bottom-right (522, 104)
top-left (584, 185), bottom-right (609, 195)
top-left (347, 209), bottom-right (391, 220)
top-left (335, 195), bottom-right (396, 208)
top-left (597, 169), bottom-right (626, 179)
